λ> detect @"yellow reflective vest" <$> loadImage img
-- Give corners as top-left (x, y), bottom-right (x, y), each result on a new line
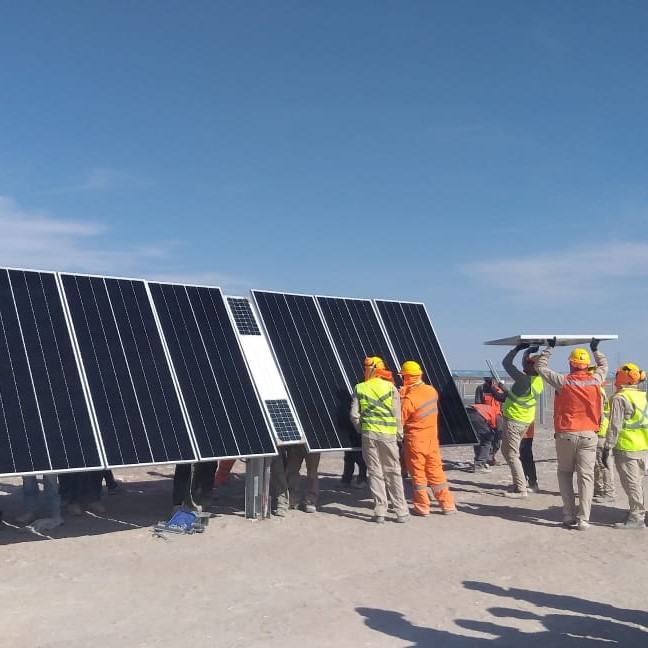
top-left (597, 387), bottom-right (610, 438)
top-left (612, 388), bottom-right (648, 452)
top-left (355, 378), bottom-right (398, 435)
top-left (502, 375), bottom-right (544, 425)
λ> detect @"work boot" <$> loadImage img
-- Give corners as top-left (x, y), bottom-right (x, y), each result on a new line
top-left (302, 503), bottom-right (317, 514)
top-left (473, 462), bottom-right (491, 473)
top-left (614, 518), bottom-right (645, 530)
top-left (528, 482), bottom-right (540, 494)
top-left (442, 508), bottom-right (458, 515)
top-left (576, 519), bottom-right (590, 531)
top-left (373, 515), bottom-right (385, 524)
top-left (504, 490), bottom-right (528, 499)
top-left (396, 514), bottom-right (410, 523)
top-left (273, 507), bottom-right (288, 518)
top-left (561, 517), bottom-right (577, 528)
top-left (592, 494), bottom-right (615, 503)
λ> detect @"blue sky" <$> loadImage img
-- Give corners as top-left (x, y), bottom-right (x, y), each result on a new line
top-left (1, 2), bottom-right (647, 371)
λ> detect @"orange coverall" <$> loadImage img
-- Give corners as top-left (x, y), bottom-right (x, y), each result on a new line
top-left (401, 380), bottom-right (455, 515)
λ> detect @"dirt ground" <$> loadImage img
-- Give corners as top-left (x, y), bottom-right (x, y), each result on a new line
top-left (1, 425), bottom-right (647, 647)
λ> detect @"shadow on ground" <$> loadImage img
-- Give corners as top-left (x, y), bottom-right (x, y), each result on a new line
top-left (357, 580), bottom-right (648, 647)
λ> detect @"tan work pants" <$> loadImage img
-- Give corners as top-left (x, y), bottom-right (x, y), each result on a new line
top-left (594, 436), bottom-right (616, 497)
top-left (285, 444), bottom-right (320, 507)
top-left (614, 450), bottom-right (647, 523)
top-left (501, 418), bottom-right (530, 493)
top-left (362, 435), bottom-right (408, 518)
top-left (555, 431), bottom-right (597, 522)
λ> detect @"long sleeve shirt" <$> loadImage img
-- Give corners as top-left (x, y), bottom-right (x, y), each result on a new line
top-left (502, 348), bottom-right (534, 399)
top-left (535, 347), bottom-right (608, 390)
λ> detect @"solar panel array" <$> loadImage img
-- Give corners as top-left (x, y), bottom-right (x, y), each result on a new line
top-left (0, 267), bottom-right (474, 475)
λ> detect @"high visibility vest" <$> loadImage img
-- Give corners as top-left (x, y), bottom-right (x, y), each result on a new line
top-left (401, 382), bottom-right (439, 437)
top-left (355, 378), bottom-right (398, 435)
top-left (612, 388), bottom-right (648, 452)
top-left (554, 371), bottom-right (601, 432)
top-left (471, 402), bottom-right (498, 429)
top-left (502, 376), bottom-right (543, 424)
top-left (597, 388), bottom-right (610, 438)
top-left (483, 392), bottom-right (502, 415)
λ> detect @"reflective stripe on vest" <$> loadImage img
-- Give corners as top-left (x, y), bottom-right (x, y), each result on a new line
top-left (554, 372), bottom-right (602, 432)
top-left (502, 376), bottom-right (543, 424)
top-left (356, 379), bottom-right (398, 435)
top-left (614, 389), bottom-right (648, 452)
top-left (410, 396), bottom-right (438, 423)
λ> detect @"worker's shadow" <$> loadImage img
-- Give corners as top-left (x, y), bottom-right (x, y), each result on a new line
top-left (357, 581), bottom-right (648, 646)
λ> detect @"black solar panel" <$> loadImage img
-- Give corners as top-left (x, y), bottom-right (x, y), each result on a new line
top-left (60, 274), bottom-right (196, 466)
top-left (316, 296), bottom-right (398, 387)
top-left (227, 297), bottom-right (261, 336)
top-left (149, 283), bottom-right (275, 458)
top-left (374, 300), bottom-right (477, 446)
top-left (264, 399), bottom-right (301, 443)
top-left (0, 269), bottom-right (102, 475)
top-left (252, 291), bottom-right (352, 450)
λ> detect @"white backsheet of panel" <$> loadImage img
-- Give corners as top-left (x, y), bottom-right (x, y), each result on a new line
top-left (484, 334), bottom-right (618, 346)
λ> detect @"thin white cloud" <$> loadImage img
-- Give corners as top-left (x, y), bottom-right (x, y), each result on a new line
top-left (464, 241), bottom-right (648, 304)
top-left (46, 167), bottom-right (152, 194)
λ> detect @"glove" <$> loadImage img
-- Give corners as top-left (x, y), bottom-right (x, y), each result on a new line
top-left (528, 345), bottom-right (540, 354)
top-left (590, 338), bottom-right (600, 352)
top-left (514, 342), bottom-right (530, 352)
top-left (601, 447), bottom-right (610, 469)
top-left (547, 336), bottom-right (556, 348)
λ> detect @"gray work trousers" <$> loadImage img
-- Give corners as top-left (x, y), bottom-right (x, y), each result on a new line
top-left (594, 436), bottom-right (616, 497)
top-left (501, 418), bottom-right (530, 493)
top-left (555, 431), bottom-right (597, 522)
top-left (362, 435), bottom-right (408, 518)
top-left (614, 449), bottom-right (647, 523)
top-left (285, 444), bottom-right (320, 508)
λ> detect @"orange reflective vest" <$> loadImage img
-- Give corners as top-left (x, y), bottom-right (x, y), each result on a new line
top-left (401, 382), bottom-right (439, 438)
top-left (554, 371), bottom-right (602, 432)
top-left (482, 391), bottom-right (502, 416)
top-left (471, 402), bottom-right (498, 429)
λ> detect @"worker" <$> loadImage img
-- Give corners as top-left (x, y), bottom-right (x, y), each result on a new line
top-left (400, 360), bottom-right (456, 515)
top-left (536, 338), bottom-right (607, 530)
top-left (466, 398), bottom-right (500, 473)
top-left (500, 343), bottom-right (544, 498)
top-left (350, 356), bottom-right (409, 524)
top-left (285, 444), bottom-right (321, 513)
top-left (336, 389), bottom-right (367, 488)
top-left (602, 363), bottom-right (648, 530)
top-left (214, 459), bottom-right (237, 487)
top-left (270, 448), bottom-right (290, 517)
top-left (590, 366), bottom-right (615, 504)
top-left (520, 422), bottom-right (539, 493)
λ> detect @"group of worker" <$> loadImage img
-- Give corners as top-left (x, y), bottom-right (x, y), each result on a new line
top-left (469, 338), bottom-right (647, 531)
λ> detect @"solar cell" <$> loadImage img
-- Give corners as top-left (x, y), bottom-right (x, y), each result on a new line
top-left (374, 300), bottom-right (477, 446)
top-left (0, 269), bottom-right (102, 475)
top-left (60, 274), bottom-right (196, 467)
top-left (150, 283), bottom-right (276, 458)
top-left (251, 291), bottom-right (353, 451)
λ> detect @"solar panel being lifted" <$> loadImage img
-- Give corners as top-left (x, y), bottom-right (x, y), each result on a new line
top-left (251, 291), bottom-right (352, 451)
top-left (375, 300), bottom-right (477, 446)
top-left (149, 283), bottom-right (276, 459)
top-left (60, 274), bottom-right (196, 467)
top-left (0, 269), bottom-right (102, 476)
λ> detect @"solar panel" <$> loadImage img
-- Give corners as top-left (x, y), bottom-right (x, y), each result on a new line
top-left (149, 283), bottom-right (276, 458)
top-left (60, 274), bottom-right (197, 467)
top-left (226, 296), bottom-right (304, 445)
top-left (0, 269), bottom-right (102, 476)
top-left (374, 300), bottom-right (477, 446)
top-left (316, 296), bottom-right (398, 387)
top-left (251, 291), bottom-right (352, 451)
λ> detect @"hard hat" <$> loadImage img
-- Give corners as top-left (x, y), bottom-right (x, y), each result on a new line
top-left (615, 363), bottom-right (646, 387)
top-left (400, 360), bottom-right (423, 375)
top-left (568, 348), bottom-right (590, 368)
top-left (364, 356), bottom-right (384, 370)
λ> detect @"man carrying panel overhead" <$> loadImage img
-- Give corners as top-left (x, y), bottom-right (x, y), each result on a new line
top-left (500, 343), bottom-right (544, 498)
top-left (400, 360), bottom-right (457, 516)
top-left (350, 356), bottom-right (409, 524)
top-left (536, 338), bottom-right (608, 530)
top-left (602, 363), bottom-right (648, 530)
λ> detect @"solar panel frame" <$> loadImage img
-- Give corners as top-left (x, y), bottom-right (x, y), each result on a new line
top-left (374, 299), bottom-right (478, 446)
top-left (251, 290), bottom-right (354, 451)
top-left (148, 282), bottom-right (277, 460)
top-left (60, 272), bottom-right (198, 468)
top-left (225, 295), bottom-right (304, 446)
top-left (0, 268), bottom-right (104, 476)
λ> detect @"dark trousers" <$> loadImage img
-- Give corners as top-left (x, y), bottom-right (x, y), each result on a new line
top-left (103, 470), bottom-right (118, 489)
top-left (59, 471), bottom-right (103, 504)
top-left (172, 461), bottom-right (218, 506)
top-left (520, 438), bottom-right (537, 485)
top-left (342, 450), bottom-right (367, 483)
top-left (468, 409), bottom-right (495, 464)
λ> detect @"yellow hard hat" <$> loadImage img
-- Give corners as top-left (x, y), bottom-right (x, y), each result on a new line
top-left (569, 348), bottom-right (590, 368)
top-left (400, 360), bottom-right (423, 375)
top-left (364, 356), bottom-right (384, 370)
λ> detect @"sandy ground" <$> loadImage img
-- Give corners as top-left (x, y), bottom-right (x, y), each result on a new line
top-left (1, 424), bottom-right (647, 648)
